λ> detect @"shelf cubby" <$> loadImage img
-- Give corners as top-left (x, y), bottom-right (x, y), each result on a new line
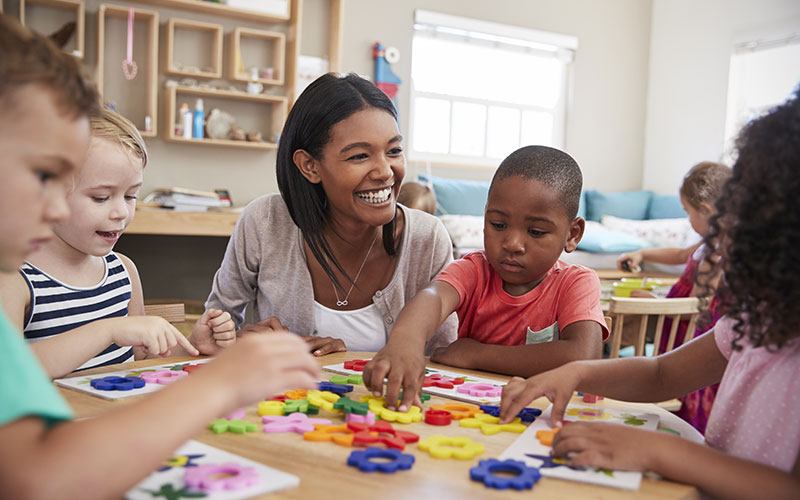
top-left (20, 0), bottom-right (85, 59)
top-left (164, 85), bottom-right (287, 150)
top-left (96, 3), bottom-right (159, 137)
top-left (165, 18), bottom-right (223, 79)
top-left (126, 0), bottom-right (290, 23)
top-left (229, 27), bottom-right (286, 86)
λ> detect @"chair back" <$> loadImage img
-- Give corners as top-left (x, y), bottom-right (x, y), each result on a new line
top-left (607, 297), bottom-right (699, 358)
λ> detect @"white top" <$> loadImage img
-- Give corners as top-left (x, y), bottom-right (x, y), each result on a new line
top-left (312, 301), bottom-right (386, 352)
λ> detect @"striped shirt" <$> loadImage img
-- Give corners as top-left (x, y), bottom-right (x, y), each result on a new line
top-left (21, 253), bottom-right (134, 371)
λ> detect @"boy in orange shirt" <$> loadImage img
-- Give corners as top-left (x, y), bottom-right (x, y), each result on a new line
top-left (365, 145), bottom-right (607, 410)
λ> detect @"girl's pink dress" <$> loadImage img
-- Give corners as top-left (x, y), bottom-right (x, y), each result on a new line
top-left (659, 249), bottom-right (720, 434)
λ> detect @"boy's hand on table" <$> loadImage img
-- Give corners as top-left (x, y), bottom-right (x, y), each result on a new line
top-left (552, 421), bottom-right (660, 472)
top-left (111, 316), bottom-right (199, 358)
top-left (304, 336), bottom-right (346, 356)
top-left (499, 365), bottom-right (579, 424)
top-left (364, 340), bottom-right (425, 412)
top-left (189, 309), bottom-right (235, 355)
top-left (429, 338), bottom-right (481, 369)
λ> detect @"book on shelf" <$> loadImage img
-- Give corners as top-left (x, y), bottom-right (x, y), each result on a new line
top-left (142, 188), bottom-right (232, 211)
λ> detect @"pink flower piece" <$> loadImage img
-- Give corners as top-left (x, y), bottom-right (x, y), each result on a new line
top-left (225, 408), bottom-right (246, 420)
top-left (140, 370), bottom-right (189, 385)
top-left (456, 382), bottom-right (502, 398)
top-left (262, 412), bottom-right (332, 433)
top-left (346, 411), bottom-right (376, 425)
top-left (184, 462), bottom-right (260, 491)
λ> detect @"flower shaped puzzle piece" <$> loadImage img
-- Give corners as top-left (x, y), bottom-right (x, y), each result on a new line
top-left (430, 402), bottom-right (482, 420)
top-left (257, 400), bottom-right (285, 416)
top-left (360, 395), bottom-right (422, 423)
top-left (418, 435), bottom-right (485, 459)
top-left (284, 389), bottom-right (307, 400)
top-left (343, 359), bottom-right (370, 372)
top-left (333, 396), bottom-right (370, 415)
top-left (457, 382), bottom-right (502, 398)
top-left (348, 420), bottom-right (419, 450)
top-left (262, 412), bottom-right (332, 433)
top-left (306, 390), bottom-right (340, 411)
top-left (209, 418), bottom-right (258, 435)
top-left (330, 374), bottom-right (363, 385)
top-left (90, 376), bottom-right (145, 391)
top-left (535, 427), bottom-right (560, 446)
top-left (317, 381), bottom-right (354, 395)
top-left (478, 405), bottom-right (541, 422)
top-left (470, 459), bottom-right (541, 490)
top-left (423, 373), bottom-right (465, 389)
top-left (346, 411), bottom-right (376, 425)
top-left (224, 408), bottom-right (246, 420)
top-left (303, 424), bottom-right (356, 446)
top-left (184, 462), bottom-right (260, 491)
top-left (140, 370), bottom-right (188, 385)
top-left (618, 413), bottom-right (647, 426)
top-left (565, 407), bottom-right (611, 421)
top-left (282, 398), bottom-right (319, 415)
top-left (459, 413), bottom-right (525, 435)
top-left (181, 364), bottom-right (203, 374)
top-left (347, 447), bottom-right (415, 473)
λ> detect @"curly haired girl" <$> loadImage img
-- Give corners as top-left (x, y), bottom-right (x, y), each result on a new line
top-left (500, 89), bottom-right (800, 499)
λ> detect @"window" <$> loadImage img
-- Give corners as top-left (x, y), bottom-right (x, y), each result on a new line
top-left (724, 33), bottom-right (800, 151)
top-left (409, 10), bottom-right (577, 167)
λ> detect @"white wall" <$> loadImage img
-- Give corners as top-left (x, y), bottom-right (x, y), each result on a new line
top-left (338, 0), bottom-right (652, 190)
top-left (642, 0), bottom-right (800, 194)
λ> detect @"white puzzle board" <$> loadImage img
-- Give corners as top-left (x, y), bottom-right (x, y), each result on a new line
top-left (126, 440), bottom-right (299, 500)
top-left (323, 361), bottom-right (505, 404)
top-left (500, 403), bottom-right (660, 491)
top-left (54, 358), bottom-right (213, 400)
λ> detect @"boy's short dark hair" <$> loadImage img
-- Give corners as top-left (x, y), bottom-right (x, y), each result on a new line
top-left (0, 14), bottom-right (99, 120)
top-left (491, 145), bottom-right (583, 219)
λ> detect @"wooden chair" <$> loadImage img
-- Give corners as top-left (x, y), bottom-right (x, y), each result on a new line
top-left (607, 297), bottom-right (700, 359)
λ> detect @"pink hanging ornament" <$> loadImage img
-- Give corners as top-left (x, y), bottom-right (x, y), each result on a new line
top-left (121, 8), bottom-right (138, 80)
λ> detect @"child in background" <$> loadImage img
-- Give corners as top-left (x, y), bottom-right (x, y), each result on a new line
top-left (397, 180), bottom-right (436, 214)
top-left (365, 146), bottom-right (607, 411)
top-left (616, 161), bottom-right (731, 433)
top-left (500, 92), bottom-right (800, 500)
top-left (0, 15), bottom-right (318, 498)
top-left (0, 107), bottom-right (234, 378)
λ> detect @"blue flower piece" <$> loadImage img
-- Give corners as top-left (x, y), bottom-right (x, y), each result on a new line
top-left (470, 459), bottom-right (541, 490)
top-left (478, 405), bottom-right (541, 422)
top-left (347, 447), bottom-right (415, 473)
top-left (524, 453), bottom-right (580, 470)
top-left (317, 381), bottom-right (354, 395)
top-left (90, 376), bottom-right (145, 391)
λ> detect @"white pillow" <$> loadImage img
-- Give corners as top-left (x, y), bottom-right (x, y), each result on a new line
top-left (600, 215), bottom-right (695, 248)
top-left (439, 214), bottom-right (484, 248)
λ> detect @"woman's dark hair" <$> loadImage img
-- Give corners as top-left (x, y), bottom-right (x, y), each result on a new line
top-left (276, 73), bottom-right (399, 292)
top-left (698, 88), bottom-right (800, 351)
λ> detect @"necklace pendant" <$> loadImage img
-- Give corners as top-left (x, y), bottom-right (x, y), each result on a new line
top-left (336, 300), bottom-right (348, 307)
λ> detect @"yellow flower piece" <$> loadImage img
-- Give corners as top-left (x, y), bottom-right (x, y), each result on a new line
top-left (418, 435), bottom-right (485, 459)
top-left (257, 400), bottom-right (285, 416)
top-left (306, 390), bottom-right (340, 411)
top-left (565, 407), bottom-right (611, 421)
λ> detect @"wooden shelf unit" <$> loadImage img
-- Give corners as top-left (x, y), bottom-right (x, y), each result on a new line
top-left (127, 208), bottom-right (240, 237)
top-left (165, 18), bottom-right (223, 79)
top-left (96, 3), bottom-right (159, 137)
top-left (20, 0), bottom-right (85, 59)
top-left (126, 0), bottom-right (290, 24)
top-left (164, 85), bottom-right (287, 150)
top-left (229, 27), bottom-right (286, 86)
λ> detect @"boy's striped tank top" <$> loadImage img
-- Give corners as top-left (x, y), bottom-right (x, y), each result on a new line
top-left (21, 253), bottom-right (134, 371)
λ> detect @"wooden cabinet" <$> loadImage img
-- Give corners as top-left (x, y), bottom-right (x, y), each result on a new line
top-left (19, 0), bottom-right (85, 59)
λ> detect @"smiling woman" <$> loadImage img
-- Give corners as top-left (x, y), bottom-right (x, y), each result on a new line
top-left (204, 73), bottom-right (457, 355)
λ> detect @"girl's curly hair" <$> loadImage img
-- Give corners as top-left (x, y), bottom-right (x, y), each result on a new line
top-left (699, 89), bottom-right (800, 351)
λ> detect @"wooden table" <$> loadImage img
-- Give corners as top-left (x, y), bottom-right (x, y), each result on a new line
top-left (59, 352), bottom-right (699, 499)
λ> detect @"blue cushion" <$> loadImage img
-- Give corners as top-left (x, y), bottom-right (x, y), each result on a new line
top-left (576, 190), bottom-right (586, 220)
top-left (584, 190), bottom-right (652, 222)
top-left (618, 343), bottom-right (655, 357)
top-left (418, 175), bottom-right (489, 216)
top-left (577, 229), bottom-right (650, 253)
top-left (647, 194), bottom-right (686, 219)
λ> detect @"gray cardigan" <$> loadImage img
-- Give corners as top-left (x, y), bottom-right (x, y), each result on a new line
top-left (206, 193), bottom-right (457, 353)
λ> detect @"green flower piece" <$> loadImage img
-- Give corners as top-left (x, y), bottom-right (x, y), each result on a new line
top-left (595, 468), bottom-right (615, 477)
top-left (618, 413), bottom-right (647, 426)
top-left (143, 484), bottom-right (207, 499)
top-left (209, 418), bottom-right (258, 434)
top-left (333, 397), bottom-right (369, 415)
top-left (330, 374), bottom-right (363, 385)
top-left (283, 398), bottom-right (320, 415)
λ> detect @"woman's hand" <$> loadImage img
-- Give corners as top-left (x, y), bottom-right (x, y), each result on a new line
top-left (363, 339), bottom-right (426, 412)
top-left (552, 421), bottom-right (662, 472)
top-left (304, 336), bottom-right (347, 356)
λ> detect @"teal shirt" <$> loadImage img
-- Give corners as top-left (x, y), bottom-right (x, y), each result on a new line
top-left (0, 304), bottom-right (72, 426)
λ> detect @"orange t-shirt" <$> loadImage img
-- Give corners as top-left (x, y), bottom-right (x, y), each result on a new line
top-left (436, 251), bottom-right (608, 346)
